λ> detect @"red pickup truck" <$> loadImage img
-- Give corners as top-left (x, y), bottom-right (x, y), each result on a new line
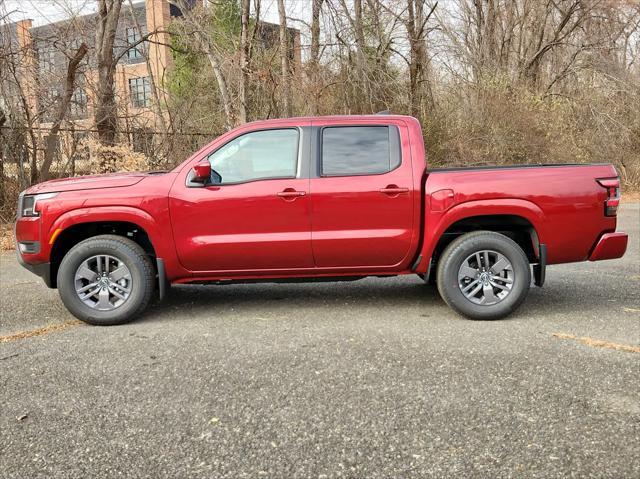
top-left (15, 115), bottom-right (628, 325)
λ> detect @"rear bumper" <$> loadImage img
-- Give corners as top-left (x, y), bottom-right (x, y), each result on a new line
top-left (589, 232), bottom-right (628, 261)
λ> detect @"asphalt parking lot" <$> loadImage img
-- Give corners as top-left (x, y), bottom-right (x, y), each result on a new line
top-left (1, 203), bottom-right (639, 478)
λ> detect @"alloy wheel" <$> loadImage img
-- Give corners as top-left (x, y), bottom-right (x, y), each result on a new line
top-left (74, 255), bottom-right (132, 310)
top-left (457, 250), bottom-right (514, 305)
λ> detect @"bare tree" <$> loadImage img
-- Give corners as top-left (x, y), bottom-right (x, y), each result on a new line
top-left (239, 0), bottom-right (251, 123)
top-left (309, 0), bottom-right (324, 114)
top-left (406, 1), bottom-right (437, 119)
top-left (170, 0), bottom-right (235, 129)
top-left (277, 0), bottom-right (291, 117)
top-left (94, 0), bottom-right (124, 146)
top-left (41, 43), bottom-right (88, 181)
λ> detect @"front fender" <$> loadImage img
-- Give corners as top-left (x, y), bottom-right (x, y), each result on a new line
top-left (48, 206), bottom-right (187, 280)
top-left (415, 198), bottom-right (547, 273)
top-left (50, 206), bottom-right (163, 245)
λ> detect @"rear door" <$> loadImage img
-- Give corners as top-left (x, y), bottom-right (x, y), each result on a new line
top-left (309, 121), bottom-right (415, 268)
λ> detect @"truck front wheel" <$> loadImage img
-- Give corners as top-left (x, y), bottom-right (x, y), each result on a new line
top-left (57, 235), bottom-right (155, 326)
top-left (436, 231), bottom-right (531, 320)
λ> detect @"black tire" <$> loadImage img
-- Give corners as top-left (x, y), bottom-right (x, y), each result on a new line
top-left (57, 235), bottom-right (155, 326)
top-left (436, 231), bottom-right (531, 320)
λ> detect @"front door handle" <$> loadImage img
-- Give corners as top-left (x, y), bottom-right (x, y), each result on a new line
top-left (277, 189), bottom-right (306, 199)
top-left (380, 185), bottom-right (409, 195)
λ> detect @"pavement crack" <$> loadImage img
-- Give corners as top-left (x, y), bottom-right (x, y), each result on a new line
top-left (0, 353), bottom-right (20, 360)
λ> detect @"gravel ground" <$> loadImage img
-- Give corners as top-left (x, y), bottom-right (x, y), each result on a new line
top-left (1, 203), bottom-right (639, 478)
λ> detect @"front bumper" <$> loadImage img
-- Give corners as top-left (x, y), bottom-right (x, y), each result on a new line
top-left (15, 219), bottom-right (53, 287)
top-left (589, 232), bottom-right (628, 261)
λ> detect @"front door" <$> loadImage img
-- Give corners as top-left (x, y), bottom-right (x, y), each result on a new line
top-left (170, 127), bottom-right (313, 273)
top-left (309, 123), bottom-right (415, 268)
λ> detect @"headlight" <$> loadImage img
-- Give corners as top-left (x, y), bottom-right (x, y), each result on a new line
top-left (20, 192), bottom-right (59, 217)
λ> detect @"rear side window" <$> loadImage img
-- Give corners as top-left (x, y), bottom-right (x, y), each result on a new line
top-left (321, 126), bottom-right (401, 176)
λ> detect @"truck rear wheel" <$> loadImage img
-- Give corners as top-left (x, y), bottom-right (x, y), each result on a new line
top-left (436, 231), bottom-right (531, 320)
top-left (57, 235), bottom-right (155, 326)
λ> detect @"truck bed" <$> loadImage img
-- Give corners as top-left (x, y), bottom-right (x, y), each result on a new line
top-left (423, 163), bottom-right (618, 265)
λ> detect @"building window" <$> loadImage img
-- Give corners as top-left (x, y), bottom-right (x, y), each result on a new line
top-left (70, 88), bottom-right (88, 119)
top-left (40, 90), bottom-right (61, 123)
top-left (38, 47), bottom-right (55, 73)
top-left (129, 76), bottom-right (151, 108)
top-left (126, 27), bottom-right (144, 60)
top-left (68, 74), bottom-right (88, 119)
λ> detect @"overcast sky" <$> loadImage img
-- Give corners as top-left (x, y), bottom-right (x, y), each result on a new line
top-left (2, 0), bottom-right (308, 28)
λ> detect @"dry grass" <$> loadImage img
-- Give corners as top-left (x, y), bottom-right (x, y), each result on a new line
top-left (622, 190), bottom-right (640, 202)
top-left (553, 332), bottom-right (640, 354)
top-left (0, 223), bottom-right (15, 251)
top-left (0, 320), bottom-right (83, 344)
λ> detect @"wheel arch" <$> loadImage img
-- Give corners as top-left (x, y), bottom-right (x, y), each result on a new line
top-left (417, 198), bottom-right (546, 274)
top-left (48, 207), bottom-right (162, 288)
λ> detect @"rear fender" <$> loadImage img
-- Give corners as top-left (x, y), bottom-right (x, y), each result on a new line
top-left (415, 198), bottom-right (547, 273)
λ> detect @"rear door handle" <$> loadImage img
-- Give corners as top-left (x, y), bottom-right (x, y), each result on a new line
top-left (277, 189), bottom-right (306, 199)
top-left (380, 185), bottom-right (409, 195)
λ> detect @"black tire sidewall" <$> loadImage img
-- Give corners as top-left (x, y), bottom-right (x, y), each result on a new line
top-left (57, 237), bottom-right (152, 325)
top-left (437, 232), bottom-right (531, 320)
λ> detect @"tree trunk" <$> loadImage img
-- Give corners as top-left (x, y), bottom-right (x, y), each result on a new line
top-left (172, 0), bottom-right (235, 129)
top-left (309, 0), bottom-right (323, 114)
top-left (239, 0), bottom-right (251, 124)
top-left (0, 110), bottom-right (5, 206)
top-left (277, 0), bottom-right (291, 117)
top-left (407, 1), bottom-right (436, 120)
top-left (40, 43), bottom-right (88, 182)
top-left (94, 0), bottom-right (123, 146)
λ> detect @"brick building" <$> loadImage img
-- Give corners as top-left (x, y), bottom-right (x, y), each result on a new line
top-left (4, 0), bottom-right (301, 156)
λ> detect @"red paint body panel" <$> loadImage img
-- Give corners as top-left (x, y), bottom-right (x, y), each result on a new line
top-left (417, 163), bottom-right (619, 269)
top-left (169, 178), bottom-right (314, 272)
top-left (14, 115), bottom-right (627, 287)
top-left (308, 117), bottom-right (420, 269)
top-left (588, 232), bottom-right (628, 261)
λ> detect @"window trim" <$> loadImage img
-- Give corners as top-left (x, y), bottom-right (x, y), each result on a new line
top-left (129, 76), bottom-right (151, 108)
top-left (318, 125), bottom-right (402, 178)
top-left (38, 47), bottom-right (56, 73)
top-left (186, 127), bottom-right (302, 188)
top-left (126, 26), bottom-right (144, 60)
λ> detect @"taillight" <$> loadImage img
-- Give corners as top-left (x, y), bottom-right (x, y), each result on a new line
top-left (597, 178), bottom-right (620, 217)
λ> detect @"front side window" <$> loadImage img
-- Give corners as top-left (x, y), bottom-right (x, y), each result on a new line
top-left (129, 76), bottom-right (151, 108)
top-left (321, 126), bottom-right (400, 176)
top-left (207, 129), bottom-right (299, 184)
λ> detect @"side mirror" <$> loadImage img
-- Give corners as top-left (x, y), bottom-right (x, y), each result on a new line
top-left (192, 160), bottom-right (211, 182)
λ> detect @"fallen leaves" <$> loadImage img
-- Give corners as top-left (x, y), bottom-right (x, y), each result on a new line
top-left (622, 307), bottom-right (640, 313)
top-left (0, 320), bottom-right (83, 344)
top-left (553, 332), bottom-right (640, 354)
top-left (0, 223), bottom-right (15, 251)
